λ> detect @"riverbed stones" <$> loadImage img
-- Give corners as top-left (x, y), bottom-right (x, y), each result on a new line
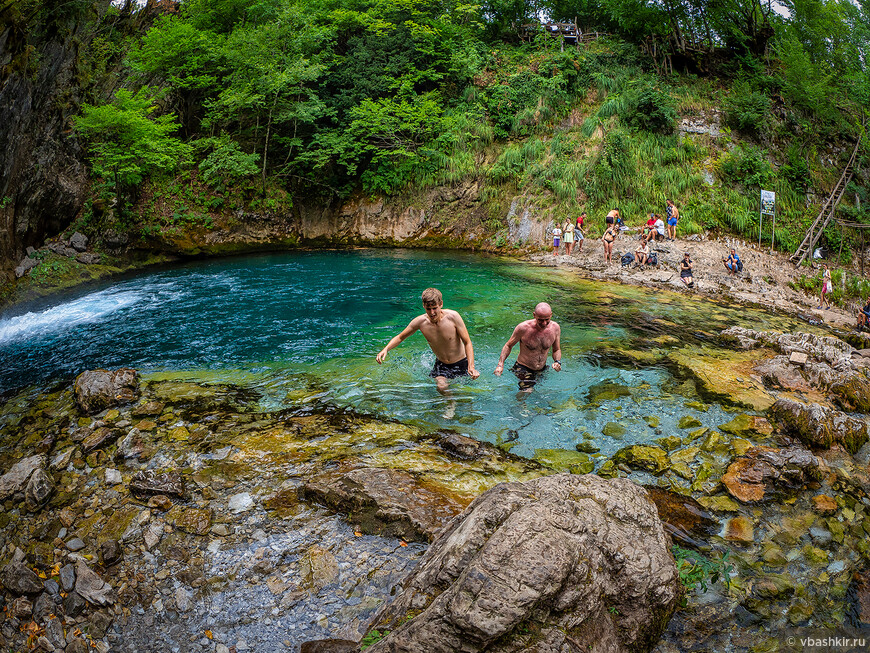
top-left (768, 397), bottom-right (868, 454)
top-left (228, 492), bottom-right (254, 513)
top-left (722, 446), bottom-right (821, 503)
top-left (0, 454), bottom-right (45, 499)
top-left (723, 516), bottom-right (754, 543)
top-left (74, 368), bottom-right (140, 414)
top-left (644, 487), bottom-right (718, 546)
top-left (301, 466), bottom-right (464, 542)
top-left (811, 494), bottom-right (838, 514)
top-left (69, 232), bottom-right (88, 251)
top-left (366, 473), bottom-right (681, 653)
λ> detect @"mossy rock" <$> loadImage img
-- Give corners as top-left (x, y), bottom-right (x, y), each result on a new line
top-left (685, 401), bottom-right (708, 412)
top-left (533, 449), bottom-right (594, 474)
top-left (597, 460), bottom-right (618, 479)
top-left (601, 422), bottom-right (626, 438)
top-left (655, 435), bottom-right (683, 452)
top-left (586, 382), bottom-right (632, 404)
top-left (575, 441), bottom-right (600, 454)
top-left (611, 445), bottom-right (669, 475)
top-left (802, 544), bottom-right (829, 565)
top-left (643, 415), bottom-right (660, 428)
top-left (696, 495), bottom-right (740, 512)
top-left (678, 416), bottom-right (703, 429)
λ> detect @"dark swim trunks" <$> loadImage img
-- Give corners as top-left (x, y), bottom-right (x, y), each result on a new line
top-left (511, 361), bottom-right (545, 390)
top-left (430, 357), bottom-right (469, 379)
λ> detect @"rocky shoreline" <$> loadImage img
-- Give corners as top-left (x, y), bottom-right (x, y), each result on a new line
top-left (2, 318), bottom-right (870, 651)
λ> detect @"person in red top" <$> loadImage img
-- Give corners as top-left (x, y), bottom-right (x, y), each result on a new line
top-left (642, 213), bottom-right (656, 242)
top-left (575, 212), bottom-right (587, 251)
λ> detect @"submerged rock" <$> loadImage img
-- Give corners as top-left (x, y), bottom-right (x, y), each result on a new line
top-left (74, 368), bottom-right (140, 414)
top-left (722, 446), bottom-right (821, 503)
top-left (612, 445), bottom-right (669, 475)
top-left (644, 486), bottom-right (718, 547)
top-left (768, 398), bottom-right (868, 454)
top-left (301, 466), bottom-right (463, 542)
top-left (366, 473), bottom-right (681, 653)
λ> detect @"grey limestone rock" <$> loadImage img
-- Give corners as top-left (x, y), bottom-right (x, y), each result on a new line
top-left (69, 232), bottom-right (88, 251)
top-left (769, 397), bottom-right (868, 454)
top-left (74, 561), bottom-right (113, 606)
top-left (25, 468), bottom-right (54, 511)
top-left (0, 454), bottom-right (45, 500)
top-left (366, 473), bottom-right (681, 653)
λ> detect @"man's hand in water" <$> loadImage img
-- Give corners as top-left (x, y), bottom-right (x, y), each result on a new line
top-left (494, 363), bottom-right (504, 376)
top-left (376, 349), bottom-right (388, 364)
top-left (469, 367), bottom-right (481, 379)
top-left (552, 361), bottom-right (562, 372)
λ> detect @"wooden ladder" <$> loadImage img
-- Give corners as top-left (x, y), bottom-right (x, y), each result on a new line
top-left (791, 125), bottom-right (864, 266)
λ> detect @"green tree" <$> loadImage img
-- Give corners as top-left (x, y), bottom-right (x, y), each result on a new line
top-left (72, 88), bottom-right (192, 213)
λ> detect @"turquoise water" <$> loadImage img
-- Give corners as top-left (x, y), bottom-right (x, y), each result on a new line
top-left (0, 250), bottom-right (807, 456)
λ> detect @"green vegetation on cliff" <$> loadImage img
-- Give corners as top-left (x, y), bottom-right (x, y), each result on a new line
top-left (48, 0), bottom-right (870, 253)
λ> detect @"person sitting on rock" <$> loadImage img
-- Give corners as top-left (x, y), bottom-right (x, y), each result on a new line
top-left (858, 297), bottom-right (870, 330)
top-left (634, 238), bottom-right (650, 267)
top-left (652, 215), bottom-right (666, 241)
top-left (680, 252), bottom-right (694, 288)
top-left (723, 248), bottom-right (741, 275)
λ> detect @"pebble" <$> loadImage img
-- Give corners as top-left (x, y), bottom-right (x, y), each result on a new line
top-left (66, 537), bottom-right (86, 552)
top-left (105, 469), bottom-right (122, 485)
top-left (228, 493), bottom-right (254, 513)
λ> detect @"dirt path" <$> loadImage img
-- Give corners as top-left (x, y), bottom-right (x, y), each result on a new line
top-left (529, 231), bottom-right (858, 330)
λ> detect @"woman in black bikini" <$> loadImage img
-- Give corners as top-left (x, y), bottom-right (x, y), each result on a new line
top-left (602, 224), bottom-right (617, 265)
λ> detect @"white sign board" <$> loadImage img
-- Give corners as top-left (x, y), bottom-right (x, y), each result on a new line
top-left (761, 190), bottom-right (776, 216)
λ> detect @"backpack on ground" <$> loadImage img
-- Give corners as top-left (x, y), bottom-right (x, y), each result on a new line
top-left (647, 252), bottom-right (658, 266)
top-left (737, 258), bottom-right (743, 272)
top-left (620, 252), bottom-right (634, 266)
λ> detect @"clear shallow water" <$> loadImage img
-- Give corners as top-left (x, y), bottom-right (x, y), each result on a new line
top-left (0, 250), bottom-right (807, 456)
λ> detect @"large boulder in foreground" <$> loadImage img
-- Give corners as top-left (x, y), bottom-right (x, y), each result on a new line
top-left (768, 398), bottom-right (868, 454)
top-left (74, 368), bottom-right (140, 415)
top-left (366, 473), bottom-right (681, 653)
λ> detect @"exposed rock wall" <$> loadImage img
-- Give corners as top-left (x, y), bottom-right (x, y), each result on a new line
top-left (0, 26), bottom-right (91, 283)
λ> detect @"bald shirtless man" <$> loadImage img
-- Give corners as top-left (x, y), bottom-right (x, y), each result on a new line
top-left (494, 302), bottom-right (562, 391)
top-left (376, 288), bottom-right (479, 394)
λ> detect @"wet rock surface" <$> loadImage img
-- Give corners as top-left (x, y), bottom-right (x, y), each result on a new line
top-left (301, 466), bottom-right (465, 543)
top-left (74, 368), bottom-right (140, 414)
top-left (722, 446), bottom-right (822, 503)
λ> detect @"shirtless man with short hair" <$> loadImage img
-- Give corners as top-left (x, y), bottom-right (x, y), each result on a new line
top-left (376, 288), bottom-right (479, 394)
top-left (494, 302), bottom-right (562, 391)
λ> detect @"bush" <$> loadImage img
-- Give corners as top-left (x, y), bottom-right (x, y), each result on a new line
top-left (197, 136), bottom-right (260, 186)
top-left (723, 80), bottom-right (771, 137)
top-left (624, 83), bottom-right (677, 134)
top-left (716, 144), bottom-right (774, 188)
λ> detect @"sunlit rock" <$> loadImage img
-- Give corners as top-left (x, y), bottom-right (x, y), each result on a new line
top-left (365, 473), bottom-right (681, 653)
top-left (722, 446), bottom-right (821, 503)
top-left (611, 445), bottom-right (669, 475)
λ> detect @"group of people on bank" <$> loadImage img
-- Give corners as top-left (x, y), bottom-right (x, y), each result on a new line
top-left (376, 288), bottom-right (561, 394)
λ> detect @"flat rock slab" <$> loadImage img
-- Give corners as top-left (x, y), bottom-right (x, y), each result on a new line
top-left (722, 446), bottom-right (821, 503)
top-left (789, 351), bottom-right (808, 365)
top-left (0, 455), bottom-right (44, 500)
top-left (75, 561), bottom-right (113, 606)
top-left (129, 471), bottom-right (184, 498)
top-left (81, 427), bottom-right (121, 454)
top-left (301, 466), bottom-right (464, 543)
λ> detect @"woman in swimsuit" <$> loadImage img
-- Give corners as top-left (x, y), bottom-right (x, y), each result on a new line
top-left (602, 224), bottom-right (617, 265)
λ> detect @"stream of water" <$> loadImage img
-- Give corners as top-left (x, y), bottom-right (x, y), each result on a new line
top-left (0, 250), bottom-right (808, 458)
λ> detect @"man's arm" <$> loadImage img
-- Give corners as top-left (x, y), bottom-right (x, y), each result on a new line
top-left (494, 325), bottom-right (523, 375)
top-left (452, 313), bottom-right (480, 379)
top-left (376, 317), bottom-right (422, 363)
top-left (551, 325), bottom-right (562, 371)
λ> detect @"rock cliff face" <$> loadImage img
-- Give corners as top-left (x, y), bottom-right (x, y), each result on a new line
top-left (0, 24), bottom-right (91, 284)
